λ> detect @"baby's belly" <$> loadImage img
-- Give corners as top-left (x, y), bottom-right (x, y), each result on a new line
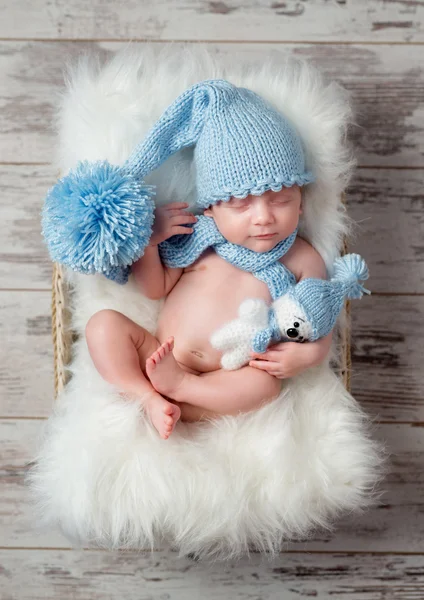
top-left (155, 253), bottom-right (271, 373)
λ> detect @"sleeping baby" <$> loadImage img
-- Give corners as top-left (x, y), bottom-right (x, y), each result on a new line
top-left (85, 184), bottom-right (333, 439)
top-left (73, 78), bottom-right (367, 440)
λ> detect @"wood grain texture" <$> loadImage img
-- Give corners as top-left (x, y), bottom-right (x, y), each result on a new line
top-left (1, 549), bottom-right (424, 600)
top-left (347, 169), bottom-right (424, 294)
top-left (0, 420), bottom-right (422, 551)
top-left (0, 41), bottom-right (423, 166)
top-left (0, 166), bottom-right (53, 289)
top-left (1, 0), bottom-right (424, 42)
top-left (0, 291), bottom-right (54, 418)
top-left (351, 296), bottom-right (424, 422)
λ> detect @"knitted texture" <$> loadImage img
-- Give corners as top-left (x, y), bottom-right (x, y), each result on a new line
top-left (288, 253), bottom-right (371, 340)
top-left (123, 79), bottom-right (315, 209)
top-left (42, 78), bottom-right (314, 280)
top-left (42, 161), bottom-right (155, 281)
top-left (211, 254), bottom-right (370, 369)
top-left (251, 307), bottom-right (281, 353)
top-left (159, 215), bottom-right (297, 300)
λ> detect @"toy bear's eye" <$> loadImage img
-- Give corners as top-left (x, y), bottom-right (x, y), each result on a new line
top-left (294, 322), bottom-right (300, 327)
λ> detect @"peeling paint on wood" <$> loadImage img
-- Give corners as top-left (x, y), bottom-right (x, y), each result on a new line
top-left (0, 292), bottom-right (54, 418)
top-left (1, 549), bottom-right (424, 599)
top-left (0, 0), bottom-right (423, 42)
top-left (0, 42), bottom-right (423, 165)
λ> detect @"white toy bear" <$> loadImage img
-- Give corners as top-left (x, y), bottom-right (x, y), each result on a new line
top-left (210, 295), bottom-right (313, 371)
top-left (211, 254), bottom-right (370, 371)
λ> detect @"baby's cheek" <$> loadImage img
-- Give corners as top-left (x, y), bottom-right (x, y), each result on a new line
top-left (216, 215), bottom-right (248, 244)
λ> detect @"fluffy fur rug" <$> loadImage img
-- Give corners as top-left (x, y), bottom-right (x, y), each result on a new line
top-left (28, 44), bottom-right (386, 561)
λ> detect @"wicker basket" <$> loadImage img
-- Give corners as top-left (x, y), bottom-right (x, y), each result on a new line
top-left (51, 245), bottom-right (352, 399)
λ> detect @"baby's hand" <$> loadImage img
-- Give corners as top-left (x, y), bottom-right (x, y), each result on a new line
top-left (149, 202), bottom-right (197, 246)
top-left (248, 336), bottom-right (331, 379)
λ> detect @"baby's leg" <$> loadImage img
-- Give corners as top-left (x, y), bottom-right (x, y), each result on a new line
top-left (85, 309), bottom-right (181, 439)
top-left (147, 337), bottom-right (282, 416)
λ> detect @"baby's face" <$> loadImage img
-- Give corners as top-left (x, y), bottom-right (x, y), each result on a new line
top-left (204, 185), bottom-right (302, 252)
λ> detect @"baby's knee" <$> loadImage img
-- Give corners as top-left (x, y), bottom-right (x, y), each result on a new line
top-left (85, 309), bottom-right (124, 343)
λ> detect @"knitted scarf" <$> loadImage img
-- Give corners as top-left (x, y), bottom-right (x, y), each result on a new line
top-left (158, 215), bottom-right (297, 300)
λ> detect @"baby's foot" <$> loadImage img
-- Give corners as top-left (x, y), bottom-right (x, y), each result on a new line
top-left (146, 337), bottom-right (186, 400)
top-left (144, 392), bottom-right (181, 440)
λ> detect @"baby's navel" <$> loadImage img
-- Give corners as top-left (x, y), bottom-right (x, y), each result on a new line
top-left (190, 350), bottom-right (204, 358)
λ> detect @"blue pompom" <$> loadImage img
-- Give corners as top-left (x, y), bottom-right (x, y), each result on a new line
top-left (41, 160), bottom-right (156, 278)
top-left (333, 253), bottom-right (371, 299)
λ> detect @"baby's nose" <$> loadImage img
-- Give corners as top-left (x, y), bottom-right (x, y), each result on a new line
top-left (252, 202), bottom-right (274, 223)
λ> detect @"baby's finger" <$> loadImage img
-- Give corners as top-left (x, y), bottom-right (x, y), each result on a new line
top-left (249, 360), bottom-right (279, 373)
top-left (166, 208), bottom-right (194, 217)
top-left (250, 350), bottom-right (283, 362)
top-left (165, 202), bottom-right (189, 211)
top-left (172, 226), bottom-right (194, 235)
top-left (170, 214), bottom-right (197, 225)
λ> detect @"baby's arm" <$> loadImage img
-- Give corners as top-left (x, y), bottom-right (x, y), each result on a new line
top-left (249, 239), bottom-right (333, 378)
top-left (131, 202), bottom-right (197, 300)
top-left (132, 245), bottom-right (183, 300)
top-left (165, 363), bottom-right (282, 416)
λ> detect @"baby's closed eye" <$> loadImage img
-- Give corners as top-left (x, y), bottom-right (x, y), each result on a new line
top-left (226, 198), bottom-right (250, 209)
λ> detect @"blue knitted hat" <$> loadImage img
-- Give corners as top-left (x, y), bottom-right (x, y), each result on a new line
top-left (123, 78), bottom-right (314, 209)
top-left (42, 79), bottom-right (314, 278)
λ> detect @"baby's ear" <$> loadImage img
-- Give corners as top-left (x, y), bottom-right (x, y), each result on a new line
top-left (204, 207), bottom-right (213, 217)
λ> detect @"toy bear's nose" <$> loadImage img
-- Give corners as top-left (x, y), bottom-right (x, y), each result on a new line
top-left (286, 328), bottom-right (299, 338)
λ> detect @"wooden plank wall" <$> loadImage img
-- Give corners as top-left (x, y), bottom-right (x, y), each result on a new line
top-left (1, 1), bottom-right (423, 598)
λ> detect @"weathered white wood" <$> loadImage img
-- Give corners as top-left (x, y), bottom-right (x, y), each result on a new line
top-left (0, 165), bottom-right (53, 289)
top-left (1, 291), bottom-right (423, 421)
top-left (0, 291), bottom-right (54, 418)
top-left (1, 549), bottom-right (424, 600)
top-left (2, 163), bottom-right (423, 293)
top-left (1, 0), bottom-right (424, 42)
top-left (350, 296), bottom-right (424, 422)
top-left (347, 169), bottom-right (424, 294)
top-left (1, 419), bottom-right (423, 551)
top-left (0, 41), bottom-right (423, 166)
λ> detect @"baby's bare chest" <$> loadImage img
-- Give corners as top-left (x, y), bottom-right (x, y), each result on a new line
top-left (155, 250), bottom-right (300, 372)
top-left (168, 252), bottom-right (272, 317)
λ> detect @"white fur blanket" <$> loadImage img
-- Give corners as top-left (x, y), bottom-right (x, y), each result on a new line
top-left (27, 45), bottom-right (386, 561)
